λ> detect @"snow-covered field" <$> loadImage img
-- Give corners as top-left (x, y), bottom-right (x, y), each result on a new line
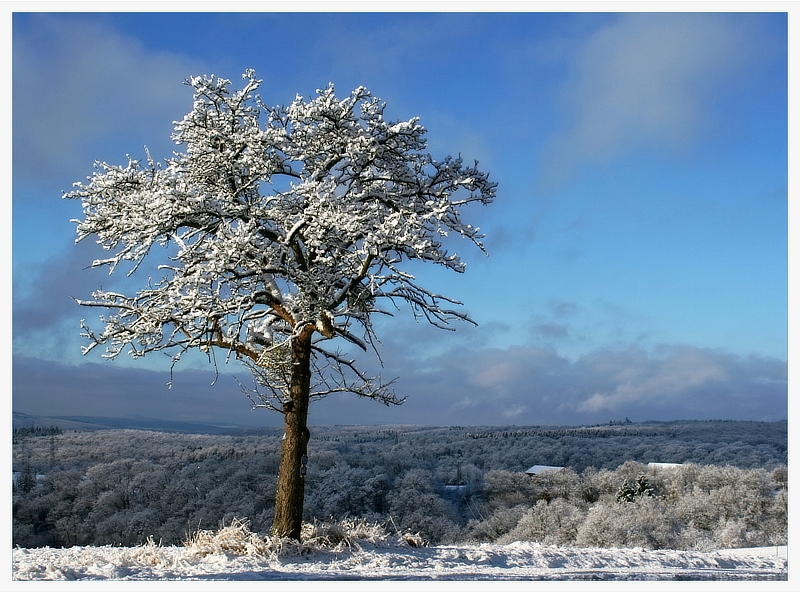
top-left (12, 541), bottom-right (787, 581)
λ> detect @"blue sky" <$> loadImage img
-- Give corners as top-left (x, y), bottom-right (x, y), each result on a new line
top-left (11, 10), bottom-right (789, 427)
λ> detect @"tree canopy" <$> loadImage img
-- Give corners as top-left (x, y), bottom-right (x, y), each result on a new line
top-left (68, 70), bottom-right (496, 410)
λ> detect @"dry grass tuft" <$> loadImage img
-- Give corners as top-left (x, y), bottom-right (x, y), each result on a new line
top-left (184, 517), bottom-right (273, 558)
top-left (181, 517), bottom-right (426, 558)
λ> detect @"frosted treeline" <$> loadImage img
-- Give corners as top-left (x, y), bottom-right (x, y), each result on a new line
top-left (13, 421), bottom-right (786, 550)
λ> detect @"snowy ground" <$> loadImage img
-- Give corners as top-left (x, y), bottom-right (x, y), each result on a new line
top-left (12, 541), bottom-right (788, 582)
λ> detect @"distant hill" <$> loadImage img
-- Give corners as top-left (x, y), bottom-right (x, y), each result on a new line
top-left (11, 412), bottom-right (245, 435)
top-left (11, 413), bottom-right (788, 449)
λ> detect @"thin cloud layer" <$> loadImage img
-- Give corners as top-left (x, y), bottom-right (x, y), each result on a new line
top-left (12, 356), bottom-right (272, 427)
top-left (14, 240), bottom-right (108, 333)
top-left (540, 13), bottom-right (764, 186)
top-left (13, 14), bottom-right (205, 185)
top-left (13, 235), bottom-right (173, 364)
top-left (15, 341), bottom-right (784, 428)
top-left (319, 342), bottom-right (787, 426)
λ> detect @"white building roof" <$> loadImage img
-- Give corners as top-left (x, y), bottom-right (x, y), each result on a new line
top-left (525, 465), bottom-right (564, 475)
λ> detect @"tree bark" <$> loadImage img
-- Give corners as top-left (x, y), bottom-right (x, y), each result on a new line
top-left (271, 326), bottom-right (313, 539)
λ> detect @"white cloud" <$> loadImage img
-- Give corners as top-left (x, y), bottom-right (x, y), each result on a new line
top-left (14, 342), bottom-right (787, 427)
top-left (383, 343), bottom-right (786, 425)
top-left (575, 345), bottom-right (729, 413)
top-left (13, 14), bottom-right (207, 185)
top-left (539, 13), bottom-right (760, 187)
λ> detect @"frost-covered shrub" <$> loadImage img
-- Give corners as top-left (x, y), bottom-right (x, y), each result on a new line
top-left (578, 468), bottom-right (601, 503)
top-left (463, 505), bottom-right (527, 543)
top-left (387, 469), bottom-right (461, 544)
top-left (530, 468), bottom-right (582, 502)
top-left (715, 519), bottom-right (756, 549)
top-left (581, 468), bottom-right (620, 498)
top-left (615, 461), bottom-right (650, 483)
top-left (481, 470), bottom-right (537, 509)
top-left (498, 499), bottom-right (586, 546)
top-left (575, 496), bottom-right (678, 550)
top-left (671, 466), bottom-right (772, 538)
top-left (674, 524), bottom-right (717, 552)
top-left (771, 465), bottom-right (788, 490)
top-left (615, 475), bottom-right (653, 503)
top-left (673, 490), bottom-right (720, 532)
top-left (652, 463), bottom-right (701, 501)
top-left (574, 502), bottom-right (622, 548)
top-left (695, 464), bottom-right (740, 494)
top-left (735, 469), bottom-right (772, 527)
top-left (764, 489), bottom-right (788, 545)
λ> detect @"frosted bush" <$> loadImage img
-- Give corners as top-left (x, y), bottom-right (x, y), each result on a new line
top-left (771, 465), bottom-right (788, 490)
top-left (672, 466), bottom-right (773, 540)
top-left (581, 468), bottom-right (620, 497)
top-left (624, 496), bottom-right (680, 550)
top-left (575, 497), bottom-right (678, 550)
top-left (481, 470), bottom-right (537, 509)
top-left (715, 519), bottom-right (753, 549)
top-left (615, 461), bottom-right (650, 484)
top-left (674, 524), bottom-right (717, 552)
top-left (735, 469), bottom-right (772, 527)
top-left (654, 463), bottom-right (701, 501)
top-left (674, 491), bottom-right (719, 532)
top-left (764, 489), bottom-right (788, 544)
top-left (498, 499), bottom-right (586, 546)
top-left (615, 475), bottom-right (653, 503)
top-left (696, 465), bottom-right (739, 493)
top-left (463, 505), bottom-right (527, 543)
top-left (574, 503), bottom-right (620, 548)
top-left (531, 468), bottom-right (582, 502)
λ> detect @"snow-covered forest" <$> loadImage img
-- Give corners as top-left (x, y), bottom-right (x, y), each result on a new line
top-left (13, 419), bottom-right (786, 555)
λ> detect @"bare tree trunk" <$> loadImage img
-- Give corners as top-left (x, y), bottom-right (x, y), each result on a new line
top-left (271, 326), bottom-right (313, 539)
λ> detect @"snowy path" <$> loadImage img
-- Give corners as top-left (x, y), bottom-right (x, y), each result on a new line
top-left (12, 542), bottom-right (788, 581)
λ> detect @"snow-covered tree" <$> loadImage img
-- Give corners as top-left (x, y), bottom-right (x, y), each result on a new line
top-left (66, 71), bottom-right (495, 539)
